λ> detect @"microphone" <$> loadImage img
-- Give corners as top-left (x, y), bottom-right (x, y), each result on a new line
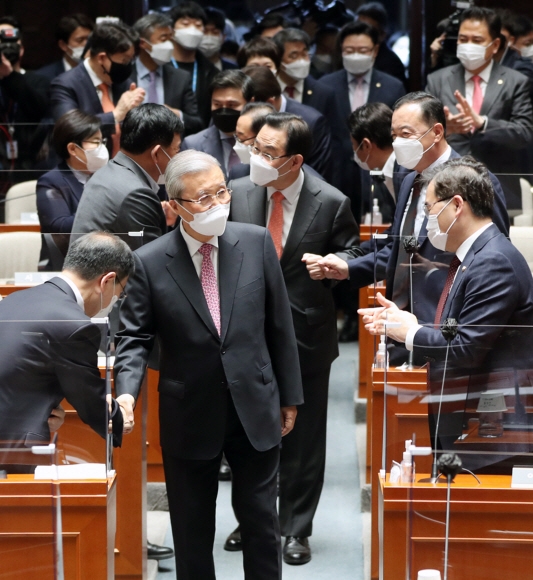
top-left (403, 235), bottom-right (419, 369)
top-left (438, 453), bottom-right (462, 580)
top-left (0, 191), bottom-right (36, 204)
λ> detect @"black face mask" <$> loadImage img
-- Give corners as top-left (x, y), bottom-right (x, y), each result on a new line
top-left (0, 42), bottom-right (20, 66)
top-left (103, 57), bottom-right (133, 85)
top-left (211, 108), bottom-right (241, 134)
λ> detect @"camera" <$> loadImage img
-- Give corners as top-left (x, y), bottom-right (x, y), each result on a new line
top-left (441, 1), bottom-right (474, 67)
top-left (0, 28), bottom-right (21, 66)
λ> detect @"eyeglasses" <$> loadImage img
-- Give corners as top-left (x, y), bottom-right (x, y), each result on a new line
top-left (117, 278), bottom-right (127, 300)
top-left (82, 137), bottom-right (108, 149)
top-left (176, 188), bottom-right (232, 209)
top-left (251, 146), bottom-right (290, 164)
top-left (234, 134), bottom-right (255, 144)
top-left (423, 196), bottom-right (454, 217)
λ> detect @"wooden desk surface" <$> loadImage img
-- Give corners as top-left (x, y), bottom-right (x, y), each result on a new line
top-left (0, 224), bottom-right (40, 233)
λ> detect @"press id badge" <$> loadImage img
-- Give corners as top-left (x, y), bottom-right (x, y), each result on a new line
top-left (6, 140), bottom-right (18, 159)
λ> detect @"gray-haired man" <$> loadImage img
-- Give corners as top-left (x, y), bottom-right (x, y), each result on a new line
top-left (114, 149), bottom-right (303, 579)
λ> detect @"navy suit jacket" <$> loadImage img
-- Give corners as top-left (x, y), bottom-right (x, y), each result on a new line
top-left (36, 162), bottom-right (84, 233)
top-left (38, 59), bottom-right (68, 82)
top-left (181, 124), bottom-right (227, 175)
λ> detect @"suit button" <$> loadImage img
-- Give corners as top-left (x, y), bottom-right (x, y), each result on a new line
top-left (221, 381), bottom-right (226, 387)
top-left (221, 350), bottom-right (226, 355)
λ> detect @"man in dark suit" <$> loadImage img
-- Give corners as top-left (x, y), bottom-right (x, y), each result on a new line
top-left (426, 7), bottom-right (533, 210)
top-left (72, 104), bottom-right (183, 250)
top-left (315, 93), bottom-right (510, 334)
top-left (50, 22), bottom-right (146, 156)
top-left (169, 2), bottom-right (220, 127)
top-left (359, 157), bottom-right (533, 470)
top-left (225, 113), bottom-right (362, 565)
top-left (201, 7), bottom-right (239, 71)
top-left (181, 70), bottom-right (254, 177)
top-left (114, 149), bottom-right (303, 580)
top-left (38, 14), bottom-right (94, 82)
top-left (0, 232), bottom-right (132, 457)
top-left (132, 13), bottom-right (203, 137)
top-left (318, 21), bottom-right (405, 212)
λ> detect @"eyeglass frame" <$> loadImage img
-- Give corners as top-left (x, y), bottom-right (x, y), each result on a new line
top-left (423, 196), bottom-right (455, 217)
top-left (117, 278), bottom-right (127, 300)
top-left (80, 137), bottom-right (108, 149)
top-left (175, 187), bottom-right (233, 209)
top-left (234, 133), bottom-right (256, 145)
top-left (250, 145), bottom-right (291, 164)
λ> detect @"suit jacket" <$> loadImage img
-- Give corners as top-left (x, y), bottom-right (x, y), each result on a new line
top-left (374, 43), bottom-right (408, 88)
top-left (36, 162), bottom-right (84, 233)
top-left (130, 62), bottom-right (203, 136)
top-left (228, 171), bottom-right (363, 373)
top-left (0, 277), bottom-right (123, 447)
top-left (71, 151), bottom-right (166, 250)
top-left (114, 222), bottom-right (303, 460)
top-left (181, 124), bottom-right (228, 176)
top-left (351, 148), bottom-right (510, 324)
top-left (38, 59), bottom-right (68, 82)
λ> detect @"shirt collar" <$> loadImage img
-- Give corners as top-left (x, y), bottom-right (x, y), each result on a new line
top-left (279, 94), bottom-right (287, 112)
top-left (219, 129), bottom-right (234, 141)
top-left (179, 219), bottom-right (219, 255)
top-left (347, 68), bottom-right (373, 85)
top-left (62, 57), bottom-right (73, 72)
top-left (278, 76), bottom-right (304, 94)
top-left (136, 56), bottom-right (161, 79)
top-left (382, 151), bottom-right (396, 179)
top-left (267, 169), bottom-right (304, 204)
top-left (421, 145), bottom-right (452, 178)
top-left (84, 58), bottom-right (105, 89)
top-left (455, 222), bottom-right (494, 262)
top-left (465, 58), bottom-right (494, 83)
top-left (56, 274), bottom-right (85, 309)
top-left (66, 162), bottom-right (89, 185)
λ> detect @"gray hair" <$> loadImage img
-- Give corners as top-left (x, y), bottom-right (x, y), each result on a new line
top-left (63, 232), bottom-right (135, 282)
top-left (165, 150), bottom-right (222, 200)
top-left (133, 13), bottom-right (173, 40)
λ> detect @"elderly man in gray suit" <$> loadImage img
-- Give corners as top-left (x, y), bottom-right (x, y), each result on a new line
top-left (72, 103), bottom-right (183, 250)
top-left (426, 6), bottom-right (533, 209)
top-left (224, 112), bottom-right (363, 565)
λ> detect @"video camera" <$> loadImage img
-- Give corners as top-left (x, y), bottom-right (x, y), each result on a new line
top-left (0, 28), bottom-right (21, 66)
top-left (441, 0), bottom-right (474, 67)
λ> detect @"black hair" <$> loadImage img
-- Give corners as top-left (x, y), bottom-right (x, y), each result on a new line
top-left (169, 2), bottom-right (207, 26)
top-left (460, 7), bottom-right (501, 41)
top-left (133, 13), bottom-right (173, 40)
top-left (241, 65), bottom-right (281, 100)
top-left (221, 39), bottom-right (239, 59)
top-left (393, 91), bottom-right (447, 132)
top-left (241, 102), bottom-right (276, 135)
top-left (237, 37), bottom-right (282, 70)
top-left (429, 156), bottom-right (494, 218)
top-left (0, 16), bottom-right (20, 29)
top-left (210, 69), bottom-right (255, 102)
top-left (52, 109), bottom-right (101, 161)
top-left (502, 13), bottom-right (533, 39)
top-left (256, 13), bottom-right (290, 35)
top-left (355, 2), bottom-right (388, 32)
top-left (64, 232), bottom-right (135, 282)
top-left (120, 104), bottom-right (184, 155)
top-left (204, 7), bottom-right (226, 33)
top-left (89, 22), bottom-right (138, 56)
top-left (264, 112), bottom-right (312, 160)
top-left (56, 14), bottom-right (94, 44)
top-left (272, 28), bottom-right (311, 53)
top-left (338, 20), bottom-right (380, 47)
top-left (349, 102), bottom-right (393, 150)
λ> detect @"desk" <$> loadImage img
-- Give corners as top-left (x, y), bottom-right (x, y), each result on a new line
top-left (0, 224), bottom-right (40, 233)
top-left (379, 473), bottom-right (533, 579)
top-left (0, 475), bottom-right (116, 580)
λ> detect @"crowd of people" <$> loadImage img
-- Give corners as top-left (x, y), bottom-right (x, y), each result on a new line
top-left (1, 2), bottom-right (533, 578)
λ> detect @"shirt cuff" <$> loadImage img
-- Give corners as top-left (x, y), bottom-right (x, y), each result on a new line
top-left (405, 324), bottom-right (423, 351)
top-left (479, 116), bottom-right (488, 133)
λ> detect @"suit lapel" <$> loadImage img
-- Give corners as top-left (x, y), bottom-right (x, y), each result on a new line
top-left (245, 184), bottom-right (267, 226)
top-left (448, 65), bottom-right (466, 111)
top-left (218, 228), bottom-right (243, 341)
top-left (480, 63), bottom-right (506, 116)
top-left (339, 71), bottom-right (352, 121)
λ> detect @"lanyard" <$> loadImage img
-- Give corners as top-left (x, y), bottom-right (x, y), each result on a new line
top-left (171, 57), bottom-right (198, 93)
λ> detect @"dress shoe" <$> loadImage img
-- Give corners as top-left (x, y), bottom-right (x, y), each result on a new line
top-left (147, 541), bottom-right (174, 561)
top-left (283, 536), bottom-right (311, 565)
top-left (224, 526), bottom-right (242, 551)
top-left (218, 458), bottom-right (232, 481)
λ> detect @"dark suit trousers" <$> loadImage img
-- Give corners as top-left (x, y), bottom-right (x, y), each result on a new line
top-left (279, 367), bottom-right (331, 537)
top-left (163, 391), bottom-right (281, 580)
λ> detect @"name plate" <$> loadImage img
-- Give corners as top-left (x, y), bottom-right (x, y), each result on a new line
top-left (20, 212), bottom-right (39, 224)
top-left (511, 466), bottom-right (533, 488)
top-left (14, 272), bottom-right (61, 285)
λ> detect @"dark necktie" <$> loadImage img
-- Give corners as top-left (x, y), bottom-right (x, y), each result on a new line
top-left (434, 256), bottom-right (461, 327)
top-left (391, 175), bottom-right (422, 310)
top-left (285, 86), bottom-right (295, 99)
top-left (226, 136), bottom-right (240, 171)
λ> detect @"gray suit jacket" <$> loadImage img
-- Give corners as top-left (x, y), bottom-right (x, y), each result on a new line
top-left (72, 151), bottom-right (166, 250)
top-left (228, 170), bottom-right (363, 373)
top-left (180, 124), bottom-right (227, 176)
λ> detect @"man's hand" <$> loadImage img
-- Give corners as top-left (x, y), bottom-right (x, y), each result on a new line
top-left (316, 254), bottom-right (350, 280)
top-left (162, 201), bottom-right (178, 227)
top-left (443, 105), bottom-right (474, 135)
top-left (357, 291), bottom-right (418, 343)
top-left (454, 90), bottom-right (485, 131)
top-left (116, 394), bottom-right (136, 434)
top-left (0, 53), bottom-right (13, 79)
top-left (280, 406), bottom-right (297, 437)
top-left (48, 405), bottom-right (65, 433)
top-left (302, 253), bottom-right (327, 280)
top-left (114, 83), bottom-right (146, 122)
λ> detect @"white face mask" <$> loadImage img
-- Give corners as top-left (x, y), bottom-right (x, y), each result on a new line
top-left (155, 147), bottom-right (172, 185)
top-left (249, 154), bottom-right (293, 186)
top-left (75, 142), bottom-right (109, 173)
top-left (198, 34), bottom-right (223, 58)
top-left (521, 45), bottom-right (533, 60)
top-left (426, 198), bottom-right (456, 251)
top-left (95, 279), bottom-right (118, 318)
top-left (146, 39), bottom-right (174, 65)
top-left (69, 45), bottom-right (85, 63)
top-left (233, 140), bottom-right (252, 164)
top-left (353, 141), bottom-right (370, 171)
top-left (174, 27), bottom-right (204, 50)
top-left (392, 126), bottom-right (435, 170)
top-left (180, 201), bottom-right (230, 237)
top-left (343, 53), bottom-right (374, 76)
top-left (456, 41), bottom-right (493, 71)
top-left (282, 58), bottom-right (311, 80)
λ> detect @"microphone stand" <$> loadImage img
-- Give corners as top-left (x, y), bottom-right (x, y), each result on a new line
top-left (403, 236), bottom-right (419, 370)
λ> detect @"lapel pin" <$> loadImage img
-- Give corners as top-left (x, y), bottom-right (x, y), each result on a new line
top-left (307, 89), bottom-right (313, 95)
top-left (461, 266), bottom-right (466, 271)
top-left (498, 79), bottom-right (504, 85)
top-left (376, 82), bottom-right (381, 88)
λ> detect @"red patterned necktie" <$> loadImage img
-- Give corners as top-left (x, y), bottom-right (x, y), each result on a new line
top-left (268, 191), bottom-right (284, 259)
top-left (472, 75), bottom-right (483, 115)
top-left (434, 256), bottom-right (461, 327)
top-left (285, 86), bottom-right (295, 99)
top-left (198, 243), bottom-right (220, 334)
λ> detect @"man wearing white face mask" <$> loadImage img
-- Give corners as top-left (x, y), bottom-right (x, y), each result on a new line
top-left (200, 7), bottom-right (238, 71)
top-left (114, 149), bottom-right (303, 580)
top-left (132, 13), bottom-right (203, 137)
top-left (426, 7), bottom-right (533, 211)
top-left (168, 2), bottom-right (219, 127)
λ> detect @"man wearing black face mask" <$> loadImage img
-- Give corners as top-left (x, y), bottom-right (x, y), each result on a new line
top-left (51, 22), bottom-right (146, 157)
top-left (180, 70), bottom-right (254, 178)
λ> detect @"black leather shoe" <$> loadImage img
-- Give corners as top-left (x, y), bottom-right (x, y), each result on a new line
top-left (218, 459), bottom-right (232, 481)
top-left (223, 526), bottom-right (242, 551)
top-left (147, 541), bottom-right (174, 561)
top-left (283, 536), bottom-right (311, 565)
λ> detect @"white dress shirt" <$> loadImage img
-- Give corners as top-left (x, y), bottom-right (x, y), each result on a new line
top-left (278, 77), bottom-right (304, 103)
top-left (464, 59), bottom-right (493, 105)
top-left (67, 163), bottom-right (89, 185)
top-left (347, 68), bottom-right (372, 110)
top-left (56, 274), bottom-right (84, 309)
top-left (266, 169), bottom-right (304, 246)
top-left (382, 151), bottom-right (397, 198)
top-left (136, 57), bottom-right (164, 105)
top-left (180, 220), bottom-right (219, 285)
top-left (62, 57), bottom-right (73, 73)
top-left (84, 58), bottom-right (107, 106)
